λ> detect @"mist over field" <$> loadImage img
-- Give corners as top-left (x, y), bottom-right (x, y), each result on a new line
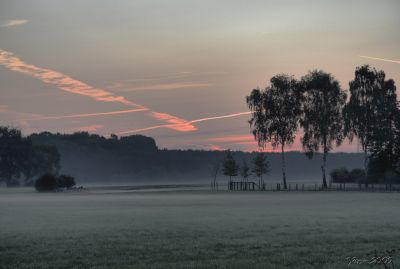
top-left (27, 132), bottom-right (364, 185)
top-left (1, 188), bottom-right (399, 269)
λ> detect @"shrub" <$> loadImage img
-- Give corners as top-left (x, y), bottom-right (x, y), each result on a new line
top-left (57, 175), bottom-right (76, 189)
top-left (330, 168), bottom-right (350, 183)
top-left (34, 173), bottom-right (58, 192)
top-left (34, 174), bottom-right (76, 192)
top-left (349, 168), bottom-right (366, 185)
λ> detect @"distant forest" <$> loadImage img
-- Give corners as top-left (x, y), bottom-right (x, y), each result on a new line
top-left (28, 131), bottom-right (363, 185)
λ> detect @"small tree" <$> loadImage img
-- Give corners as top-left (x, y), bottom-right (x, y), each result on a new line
top-left (222, 150), bottom-right (239, 183)
top-left (239, 159), bottom-right (251, 182)
top-left (252, 152), bottom-right (270, 188)
top-left (210, 159), bottom-right (221, 190)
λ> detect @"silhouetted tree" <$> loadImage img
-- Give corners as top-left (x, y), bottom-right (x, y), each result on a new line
top-left (0, 127), bottom-right (30, 187)
top-left (22, 145), bottom-right (60, 186)
top-left (252, 152), bottom-right (269, 188)
top-left (210, 159), bottom-right (221, 190)
top-left (300, 70), bottom-right (347, 188)
top-left (239, 159), bottom-right (251, 182)
top-left (344, 65), bottom-right (398, 180)
top-left (222, 150), bottom-right (239, 183)
top-left (247, 74), bottom-right (302, 189)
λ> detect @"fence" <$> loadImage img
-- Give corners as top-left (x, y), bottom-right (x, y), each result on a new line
top-left (221, 182), bottom-right (400, 192)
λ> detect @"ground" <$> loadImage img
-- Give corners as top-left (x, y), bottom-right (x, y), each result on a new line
top-left (1, 186), bottom-right (400, 269)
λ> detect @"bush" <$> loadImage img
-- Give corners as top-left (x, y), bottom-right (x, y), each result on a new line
top-left (57, 175), bottom-right (76, 189)
top-left (34, 173), bottom-right (58, 192)
top-left (349, 168), bottom-right (366, 185)
top-left (34, 174), bottom-right (76, 192)
top-left (330, 168), bottom-right (350, 183)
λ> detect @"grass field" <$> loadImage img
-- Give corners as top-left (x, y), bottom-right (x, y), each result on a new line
top-left (1, 186), bottom-right (400, 269)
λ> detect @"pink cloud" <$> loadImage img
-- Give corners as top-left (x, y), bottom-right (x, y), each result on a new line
top-left (0, 49), bottom-right (140, 106)
top-left (73, 124), bottom-right (104, 132)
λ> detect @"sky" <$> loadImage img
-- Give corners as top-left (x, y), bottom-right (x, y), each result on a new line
top-left (0, 0), bottom-right (399, 152)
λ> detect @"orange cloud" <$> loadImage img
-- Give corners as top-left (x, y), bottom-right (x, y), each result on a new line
top-left (1, 20), bottom-right (30, 27)
top-left (207, 134), bottom-right (254, 143)
top-left (73, 124), bottom-right (104, 132)
top-left (117, 111), bottom-right (251, 135)
top-left (0, 48), bottom-right (196, 132)
top-left (0, 49), bottom-right (141, 106)
top-left (151, 112), bottom-right (197, 132)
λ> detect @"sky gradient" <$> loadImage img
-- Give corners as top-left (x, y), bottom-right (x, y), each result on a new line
top-left (0, 0), bottom-right (399, 152)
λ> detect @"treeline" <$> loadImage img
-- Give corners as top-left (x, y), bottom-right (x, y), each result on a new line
top-left (0, 127), bottom-right (60, 187)
top-left (247, 65), bottom-right (400, 188)
top-left (0, 129), bottom-right (363, 186)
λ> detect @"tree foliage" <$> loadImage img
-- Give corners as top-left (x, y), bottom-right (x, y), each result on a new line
top-left (300, 70), bottom-right (347, 188)
top-left (222, 150), bottom-right (239, 181)
top-left (239, 159), bottom-right (251, 182)
top-left (247, 74), bottom-right (302, 189)
top-left (252, 152), bottom-right (269, 186)
top-left (344, 65), bottom-right (399, 175)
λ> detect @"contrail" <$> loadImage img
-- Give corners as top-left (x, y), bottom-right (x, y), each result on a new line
top-left (359, 55), bottom-right (400, 64)
top-left (15, 108), bottom-right (148, 122)
top-left (0, 48), bottom-right (196, 131)
top-left (116, 111), bottom-right (251, 135)
top-left (191, 112), bottom-right (251, 123)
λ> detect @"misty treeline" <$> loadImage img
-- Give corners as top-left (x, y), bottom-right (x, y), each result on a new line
top-left (0, 127), bottom-right (60, 187)
top-left (247, 65), bottom-right (400, 189)
top-left (0, 129), bottom-right (363, 187)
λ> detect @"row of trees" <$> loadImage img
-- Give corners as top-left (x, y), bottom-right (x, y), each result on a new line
top-left (222, 151), bottom-right (270, 187)
top-left (0, 127), bottom-right (60, 187)
top-left (247, 65), bottom-right (399, 189)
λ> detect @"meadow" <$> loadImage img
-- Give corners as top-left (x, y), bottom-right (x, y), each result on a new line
top-left (1, 186), bottom-right (400, 269)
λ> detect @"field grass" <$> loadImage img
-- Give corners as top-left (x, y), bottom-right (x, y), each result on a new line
top-left (1, 186), bottom-right (400, 268)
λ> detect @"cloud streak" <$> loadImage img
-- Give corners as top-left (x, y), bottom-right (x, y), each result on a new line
top-left (1, 20), bottom-right (30, 27)
top-left (359, 55), bottom-right (400, 64)
top-left (0, 48), bottom-right (196, 131)
top-left (16, 108), bottom-right (148, 122)
top-left (0, 49), bottom-right (141, 106)
top-left (116, 111), bottom-right (251, 135)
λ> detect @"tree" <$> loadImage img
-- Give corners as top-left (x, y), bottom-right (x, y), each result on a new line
top-left (222, 150), bottom-right (239, 183)
top-left (300, 70), bottom-right (347, 188)
top-left (252, 152), bottom-right (270, 188)
top-left (210, 159), bottom-right (221, 190)
top-left (0, 127), bottom-right (31, 187)
top-left (247, 74), bottom-right (302, 189)
top-left (22, 145), bottom-right (61, 186)
top-left (239, 159), bottom-right (251, 182)
top-left (343, 65), bottom-right (398, 179)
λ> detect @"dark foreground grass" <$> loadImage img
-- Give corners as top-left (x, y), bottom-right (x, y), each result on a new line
top-left (1, 188), bottom-right (399, 268)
